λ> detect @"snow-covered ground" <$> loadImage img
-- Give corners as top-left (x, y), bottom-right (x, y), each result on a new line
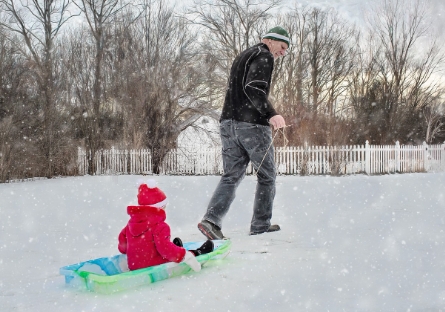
top-left (1, 173), bottom-right (445, 311)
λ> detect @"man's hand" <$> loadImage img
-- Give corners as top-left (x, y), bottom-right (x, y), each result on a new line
top-left (269, 115), bottom-right (286, 130)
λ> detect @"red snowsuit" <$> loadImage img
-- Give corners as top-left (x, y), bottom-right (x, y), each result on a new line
top-left (118, 205), bottom-right (186, 271)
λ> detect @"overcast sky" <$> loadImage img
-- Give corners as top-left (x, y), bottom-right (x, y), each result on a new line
top-left (177, 0), bottom-right (445, 40)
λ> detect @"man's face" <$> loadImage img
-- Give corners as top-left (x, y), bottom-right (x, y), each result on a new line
top-left (268, 39), bottom-right (288, 59)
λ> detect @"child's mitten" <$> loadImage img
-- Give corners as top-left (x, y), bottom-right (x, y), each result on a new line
top-left (182, 251), bottom-right (201, 272)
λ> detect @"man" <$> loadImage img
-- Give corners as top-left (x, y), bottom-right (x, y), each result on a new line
top-left (198, 26), bottom-right (289, 239)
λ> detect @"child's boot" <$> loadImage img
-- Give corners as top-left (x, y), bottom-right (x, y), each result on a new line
top-left (192, 240), bottom-right (214, 256)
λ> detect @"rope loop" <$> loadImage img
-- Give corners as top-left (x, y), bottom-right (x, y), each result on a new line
top-left (253, 125), bottom-right (291, 176)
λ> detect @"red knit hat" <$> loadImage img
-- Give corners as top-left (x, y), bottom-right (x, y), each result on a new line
top-left (137, 180), bottom-right (168, 208)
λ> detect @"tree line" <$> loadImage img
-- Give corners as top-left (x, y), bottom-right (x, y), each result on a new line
top-left (0, 0), bottom-right (444, 181)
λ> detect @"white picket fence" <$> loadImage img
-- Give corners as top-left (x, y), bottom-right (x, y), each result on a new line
top-left (77, 141), bottom-right (445, 176)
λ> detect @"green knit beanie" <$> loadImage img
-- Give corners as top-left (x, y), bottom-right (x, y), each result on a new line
top-left (262, 26), bottom-right (290, 46)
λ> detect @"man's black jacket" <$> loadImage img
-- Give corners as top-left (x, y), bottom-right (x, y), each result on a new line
top-left (220, 43), bottom-right (278, 126)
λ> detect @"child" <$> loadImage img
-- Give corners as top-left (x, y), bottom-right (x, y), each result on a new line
top-left (118, 180), bottom-right (213, 272)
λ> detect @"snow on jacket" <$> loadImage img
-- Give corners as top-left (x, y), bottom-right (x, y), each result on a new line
top-left (220, 43), bottom-right (278, 126)
top-left (118, 205), bottom-right (186, 271)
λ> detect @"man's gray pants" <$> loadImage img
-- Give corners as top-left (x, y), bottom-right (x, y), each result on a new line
top-left (203, 119), bottom-right (276, 233)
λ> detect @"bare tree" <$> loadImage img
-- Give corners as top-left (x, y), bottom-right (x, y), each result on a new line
top-left (346, 33), bottom-right (385, 143)
top-left (99, 0), bottom-right (217, 173)
top-left (272, 6), bottom-right (357, 146)
top-left (0, 28), bottom-right (20, 182)
top-left (424, 100), bottom-right (445, 143)
top-left (367, 0), bottom-right (445, 143)
top-left (73, 0), bottom-right (126, 174)
top-left (301, 7), bottom-right (357, 118)
top-left (0, 0), bottom-right (78, 177)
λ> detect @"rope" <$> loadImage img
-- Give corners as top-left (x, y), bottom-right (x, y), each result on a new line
top-left (253, 125), bottom-right (291, 177)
